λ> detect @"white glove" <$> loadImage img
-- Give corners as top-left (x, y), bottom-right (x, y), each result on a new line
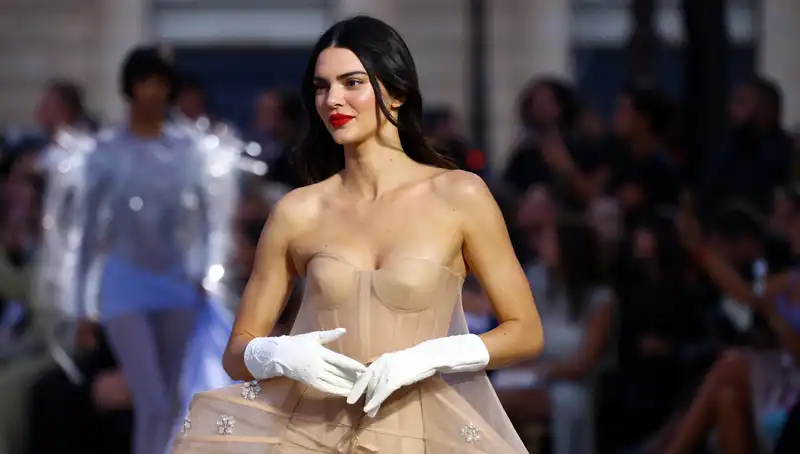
top-left (347, 334), bottom-right (490, 417)
top-left (244, 328), bottom-right (366, 397)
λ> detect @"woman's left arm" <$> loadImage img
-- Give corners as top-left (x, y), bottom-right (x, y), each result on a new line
top-left (348, 171), bottom-right (544, 417)
top-left (452, 171), bottom-right (544, 368)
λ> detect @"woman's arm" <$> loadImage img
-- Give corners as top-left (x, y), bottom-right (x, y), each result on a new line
top-left (221, 194), bottom-right (305, 380)
top-left (692, 245), bottom-right (800, 361)
top-left (693, 245), bottom-right (790, 304)
top-left (448, 171), bottom-right (544, 368)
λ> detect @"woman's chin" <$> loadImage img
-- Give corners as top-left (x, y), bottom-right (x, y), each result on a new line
top-left (331, 129), bottom-right (361, 145)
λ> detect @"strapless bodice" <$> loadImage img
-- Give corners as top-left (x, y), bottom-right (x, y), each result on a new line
top-left (293, 254), bottom-right (465, 364)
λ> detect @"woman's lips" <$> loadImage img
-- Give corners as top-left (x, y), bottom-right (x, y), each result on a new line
top-left (329, 113), bottom-right (354, 128)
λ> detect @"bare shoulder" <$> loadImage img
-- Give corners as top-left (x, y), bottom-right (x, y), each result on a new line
top-left (268, 183), bottom-right (325, 232)
top-left (430, 169), bottom-right (495, 212)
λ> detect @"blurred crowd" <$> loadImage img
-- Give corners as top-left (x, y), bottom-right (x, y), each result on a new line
top-left (0, 65), bottom-right (799, 454)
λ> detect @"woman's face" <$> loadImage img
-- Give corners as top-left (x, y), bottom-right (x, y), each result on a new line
top-left (313, 47), bottom-right (398, 146)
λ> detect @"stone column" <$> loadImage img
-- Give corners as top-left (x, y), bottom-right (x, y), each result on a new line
top-left (92, 0), bottom-right (151, 123)
top-left (0, 0), bottom-right (96, 128)
top-left (334, 0), bottom-right (396, 21)
top-left (488, 0), bottom-right (572, 175)
top-left (759, 0), bottom-right (800, 128)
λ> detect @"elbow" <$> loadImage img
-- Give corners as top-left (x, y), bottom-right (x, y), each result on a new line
top-left (527, 332), bottom-right (545, 360)
top-left (521, 320), bottom-right (545, 360)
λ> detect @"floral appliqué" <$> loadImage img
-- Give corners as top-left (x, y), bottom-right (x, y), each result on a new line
top-left (217, 414), bottom-right (235, 435)
top-left (181, 417), bottom-right (191, 435)
top-left (460, 423), bottom-right (481, 443)
top-left (241, 380), bottom-right (261, 400)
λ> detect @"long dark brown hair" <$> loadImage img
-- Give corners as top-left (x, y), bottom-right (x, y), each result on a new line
top-left (555, 215), bottom-right (605, 320)
top-left (295, 15), bottom-right (455, 184)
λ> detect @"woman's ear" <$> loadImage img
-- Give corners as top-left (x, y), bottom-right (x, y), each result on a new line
top-left (388, 95), bottom-right (404, 110)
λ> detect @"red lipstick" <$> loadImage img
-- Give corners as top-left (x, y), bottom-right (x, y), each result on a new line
top-left (329, 113), bottom-right (354, 128)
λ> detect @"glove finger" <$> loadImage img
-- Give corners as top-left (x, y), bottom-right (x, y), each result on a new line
top-left (312, 380), bottom-right (350, 397)
top-left (322, 349), bottom-right (367, 376)
top-left (316, 328), bottom-right (346, 344)
top-left (364, 374), bottom-right (394, 418)
top-left (324, 362), bottom-right (362, 381)
top-left (363, 362), bottom-right (385, 409)
top-left (320, 373), bottom-right (355, 391)
top-left (346, 368), bottom-right (372, 405)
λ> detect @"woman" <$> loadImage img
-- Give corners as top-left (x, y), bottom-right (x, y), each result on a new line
top-left (609, 214), bottom-right (715, 453)
top-left (528, 217), bottom-right (614, 454)
top-left (175, 15), bottom-right (543, 453)
top-left (659, 203), bottom-right (800, 454)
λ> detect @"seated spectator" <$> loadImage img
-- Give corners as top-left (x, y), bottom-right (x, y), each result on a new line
top-left (701, 76), bottom-right (792, 215)
top-left (495, 216), bottom-right (614, 454)
top-left (608, 213), bottom-right (716, 452)
top-left (657, 201), bottom-right (800, 454)
top-left (704, 203), bottom-right (795, 346)
top-left (26, 326), bottom-right (133, 454)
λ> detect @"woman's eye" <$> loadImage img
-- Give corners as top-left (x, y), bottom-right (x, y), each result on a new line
top-left (346, 79), bottom-right (363, 88)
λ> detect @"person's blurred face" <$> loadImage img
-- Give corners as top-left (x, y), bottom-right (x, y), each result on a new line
top-left (537, 225), bottom-right (559, 269)
top-left (35, 88), bottom-right (68, 132)
top-left (176, 88), bottom-right (205, 121)
top-left (709, 232), bottom-right (759, 265)
top-left (578, 109), bottom-right (605, 140)
top-left (254, 92), bottom-right (281, 135)
top-left (516, 185), bottom-right (555, 230)
top-left (633, 228), bottom-right (657, 261)
top-left (729, 84), bottom-right (759, 127)
top-left (589, 197), bottom-right (622, 243)
top-left (528, 84), bottom-right (561, 129)
top-left (612, 94), bottom-right (641, 140)
top-left (131, 75), bottom-right (171, 116)
top-left (313, 47), bottom-right (400, 147)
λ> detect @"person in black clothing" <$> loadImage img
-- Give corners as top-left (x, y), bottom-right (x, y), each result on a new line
top-left (609, 85), bottom-right (682, 227)
top-left (702, 76), bottom-right (793, 216)
top-left (423, 106), bottom-right (487, 177)
top-left (607, 213), bottom-right (716, 451)
top-left (502, 78), bottom-right (611, 208)
top-left (775, 400), bottom-right (800, 453)
top-left (26, 328), bottom-right (133, 454)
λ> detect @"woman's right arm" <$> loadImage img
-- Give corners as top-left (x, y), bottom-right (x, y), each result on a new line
top-left (222, 196), bottom-right (302, 381)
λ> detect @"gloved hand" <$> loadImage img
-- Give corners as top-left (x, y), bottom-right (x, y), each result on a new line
top-left (244, 328), bottom-right (366, 397)
top-left (347, 334), bottom-right (490, 417)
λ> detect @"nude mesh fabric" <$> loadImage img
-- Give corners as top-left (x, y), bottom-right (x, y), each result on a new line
top-left (174, 254), bottom-right (528, 453)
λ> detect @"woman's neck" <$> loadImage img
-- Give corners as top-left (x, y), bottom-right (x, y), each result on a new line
top-left (340, 135), bottom-right (413, 200)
